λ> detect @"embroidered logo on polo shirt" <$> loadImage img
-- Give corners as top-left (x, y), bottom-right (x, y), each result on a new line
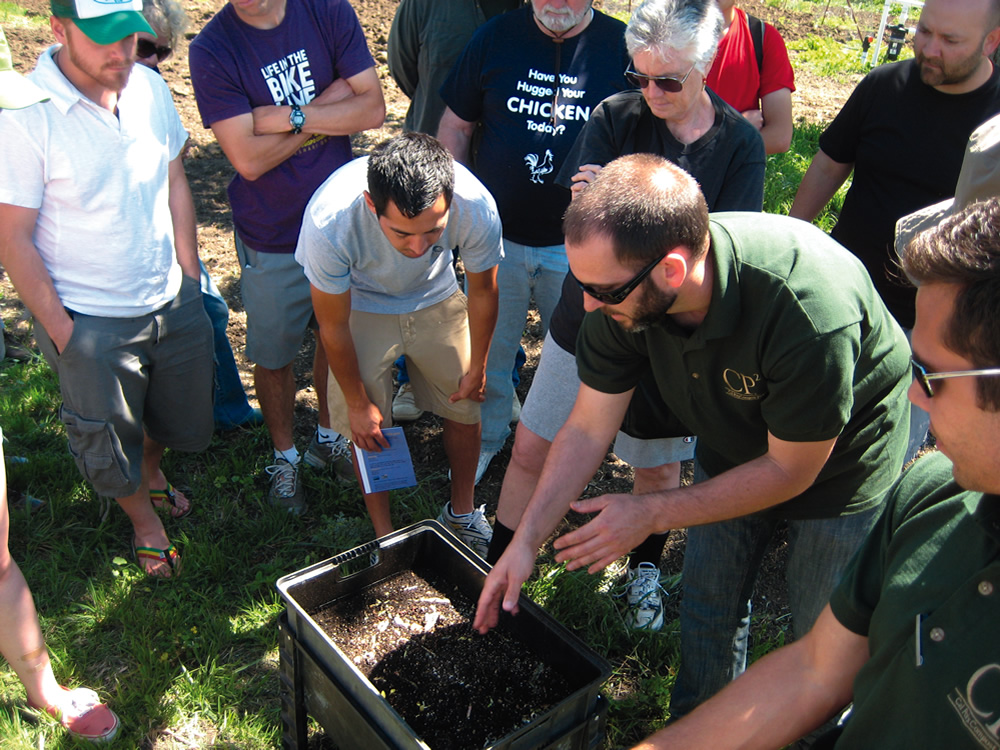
top-left (948, 663), bottom-right (1000, 748)
top-left (722, 368), bottom-right (764, 401)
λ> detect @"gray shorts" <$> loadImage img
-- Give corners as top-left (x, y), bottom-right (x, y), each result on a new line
top-left (34, 274), bottom-right (214, 497)
top-left (521, 332), bottom-right (696, 467)
top-left (235, 232), bottom-right (317, 369)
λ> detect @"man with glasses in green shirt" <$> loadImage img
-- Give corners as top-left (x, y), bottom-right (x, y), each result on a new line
top-left (476, 153), bottom-right (911, 722)
top-left (630, 195), bottom-right (1000, 749)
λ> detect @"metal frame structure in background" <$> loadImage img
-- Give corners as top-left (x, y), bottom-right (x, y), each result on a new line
top-left (864, 0), bottom-right (924, 67)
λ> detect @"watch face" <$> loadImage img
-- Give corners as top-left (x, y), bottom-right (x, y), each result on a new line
top-left (291, 106), bottom-right (305, 129)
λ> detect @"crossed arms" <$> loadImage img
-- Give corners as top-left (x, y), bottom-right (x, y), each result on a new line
top-left (209, 68), bottom-right (385, 182)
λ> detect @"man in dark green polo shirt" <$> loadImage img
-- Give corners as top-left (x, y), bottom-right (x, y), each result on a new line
top-left (630, 197), bottom-right (1000, 749)
top-left (474, 154), bottom-right (911, 720)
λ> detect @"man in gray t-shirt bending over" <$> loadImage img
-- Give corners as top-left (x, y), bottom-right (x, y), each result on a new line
top-left (295, 133), bottom-right (502, 554)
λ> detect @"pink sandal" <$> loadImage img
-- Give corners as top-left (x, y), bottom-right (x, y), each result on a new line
top-left (30, 686), bottom-right (120, 742)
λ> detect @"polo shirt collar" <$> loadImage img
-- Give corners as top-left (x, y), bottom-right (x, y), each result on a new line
top-left (30, 45), bottom-right (87, 115)
top-left (682, 219), bottom-right (741, 343)
top-left (30, 44), bottom-right (135, 118)
top-left (973, 494), bottom-right (1000, 545)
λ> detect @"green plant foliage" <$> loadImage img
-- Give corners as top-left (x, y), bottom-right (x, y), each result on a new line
top-left (764, 119), bottom-right (849, 231)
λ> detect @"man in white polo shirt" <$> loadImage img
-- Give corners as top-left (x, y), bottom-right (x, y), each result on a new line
top-left (0, 0), bottom-right (214, 578)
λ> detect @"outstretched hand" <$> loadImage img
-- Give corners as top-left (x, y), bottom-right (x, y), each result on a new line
top-left (473, 543), bottom-right (536, 634)
top-left (553, 494), bottom-right (658, 574)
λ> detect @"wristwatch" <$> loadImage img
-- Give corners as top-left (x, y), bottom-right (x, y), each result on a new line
top-left (289, 104), bottom-right (305, 134)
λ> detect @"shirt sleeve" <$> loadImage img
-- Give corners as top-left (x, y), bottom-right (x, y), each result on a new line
top-left (713, 118), bottom-right (766, 211)
top-left (759, 322), bottom-right (861, 443)
top-left (387, 0), bottom-right (422, 98)
top-left (759, 23), bottom-right (795, 97)
top-left (555, 97), bottom-right (622, 189)
top-left (295, 211), bottom-right (353, 296)
top-left (0, 112), bottom-right (44, 209)
top-left (326, 0), bottom-right (377, 82)
top-left (829, 496), bottom-right (892, 635)
top-left (819, 72), bottom-right (877, 165)
top-left (439, 27), bottom-right (487, 123)
top-left (575, 310), bottom-right (649, 395)
top-left (189, 39), bottom-right (253, 128)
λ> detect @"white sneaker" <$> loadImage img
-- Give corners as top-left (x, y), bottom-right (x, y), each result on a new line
top-left (622, 562), bottom-right (665, 631)
top-left (511, 393), bottom-right (522, 423)
top-left (437, 501), bottom-right (493, 558)
top-left (392, 382), bottom-right (424, 422)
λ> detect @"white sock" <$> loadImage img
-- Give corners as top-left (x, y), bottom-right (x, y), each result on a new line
top-left (274, 446), bottom-right (300, 465)
top-left (447, 501), bottom-right (471, 518)
top-left (315, 426), bottom-right (341, 444)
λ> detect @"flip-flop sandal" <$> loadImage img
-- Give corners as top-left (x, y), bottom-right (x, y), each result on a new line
top-left (132, 536), bottom-right (181, 578)
top-left (150, 482), bottom-right (192, 519)
top-left (29, 686), bottom-right (120, 743)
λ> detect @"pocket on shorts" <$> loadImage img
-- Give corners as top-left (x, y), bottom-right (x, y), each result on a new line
top-left (59, 406), bottom-right (129, 492)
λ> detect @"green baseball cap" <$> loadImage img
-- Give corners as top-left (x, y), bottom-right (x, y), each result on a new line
top-left (50, 0), bottom-right (153, 45)
top-left (0, 27), bottom-right (50, 109)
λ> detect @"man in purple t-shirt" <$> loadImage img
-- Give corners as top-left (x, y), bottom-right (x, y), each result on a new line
top-left (190, 0), bottom-right (385, 514)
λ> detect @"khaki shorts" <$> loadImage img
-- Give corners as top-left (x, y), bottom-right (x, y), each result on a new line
top-left (327, 291), bottom-right (480, 435)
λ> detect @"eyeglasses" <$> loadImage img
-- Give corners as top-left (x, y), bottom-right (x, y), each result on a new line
top-left (136, 38), bottom-right (172, 63)
top-left (910, 357), bottom-right (1000, 398)
top-left (625, 62), bottom-right (697, 93)
top-left (576, 254), bottom-right (665, 305)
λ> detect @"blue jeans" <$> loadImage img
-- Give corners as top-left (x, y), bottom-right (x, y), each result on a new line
top-left (200, 263), bottom-right (255, 429)
top-left (669, 462), bottom-right (883, 719)
top-left (481, 240), bottom-right (567, 454)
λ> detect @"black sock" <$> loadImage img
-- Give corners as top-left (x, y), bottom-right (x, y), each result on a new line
top-left (486, 520), bottom-right (516, 565)
top-left (629, 532), bottom-right (669, 569)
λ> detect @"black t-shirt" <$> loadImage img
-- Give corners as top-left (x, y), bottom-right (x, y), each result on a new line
top-left (440, 6), bottom-right (629, 246)
top-left (820, 59), bottom-right (1000, 328)
top-left (549, 89), bottom-right (765, 354)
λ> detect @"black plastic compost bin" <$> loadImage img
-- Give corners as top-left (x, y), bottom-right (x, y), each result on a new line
top-left (276, 520), bottom-right (612, 749)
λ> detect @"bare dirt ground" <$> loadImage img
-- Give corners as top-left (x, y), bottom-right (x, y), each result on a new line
top-left (1, 0), bottom-right (884, 632)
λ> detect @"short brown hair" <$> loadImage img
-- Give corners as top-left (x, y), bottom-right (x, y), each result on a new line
top-left (903, 197), bottom-right (1000, 410)
top-left (563, 154), bottom-right (709, 268)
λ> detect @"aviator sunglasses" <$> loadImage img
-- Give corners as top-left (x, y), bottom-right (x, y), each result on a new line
top-left (576, 253), bottom-right (666, 305)
top-left (911, 357), bottom-right (1000, 398)
top-left (136, 38), bottom-right (172, 63)
top-left (625, 62), bottom-right (697, 93)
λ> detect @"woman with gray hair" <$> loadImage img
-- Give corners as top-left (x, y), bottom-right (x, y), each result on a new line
top-left (558, 0), bottom-right (763, 199)
top-left (487, 0), bottom-right (765, 635)
top-left (137, 0), bottom-right (188, 69)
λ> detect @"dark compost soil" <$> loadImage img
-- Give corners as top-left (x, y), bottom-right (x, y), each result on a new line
top-left (309, 569), bottom-right (581, 750)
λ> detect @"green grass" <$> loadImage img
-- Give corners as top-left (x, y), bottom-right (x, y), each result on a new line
top-left (0, 11), bottom-right (845, 742)
top-left (764, 120), bottom-right (849, 229)
top-left (0, 349), bottom-right (792, 748)
top-left (0, 1), bottom-right (47, 27)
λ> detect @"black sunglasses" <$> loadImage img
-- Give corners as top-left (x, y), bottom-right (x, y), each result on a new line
top-left (576, 254), bottom-right (665, 305)
top-left (136, 38), bottom-right (172, 63)
top-left (625, 62), bottom-right (697, 94)
top-left (910, 357), bottom-right (1000, 398)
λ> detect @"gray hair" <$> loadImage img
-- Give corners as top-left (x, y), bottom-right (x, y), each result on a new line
top-left (142, 0), bottom-right (189, 49)
top-left (625, 0), bottom-right (724, 74)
